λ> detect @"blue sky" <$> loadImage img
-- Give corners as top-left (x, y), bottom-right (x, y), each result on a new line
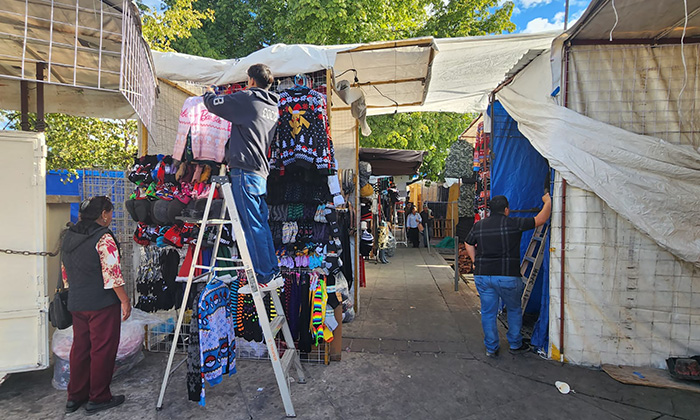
top-left (506, 0), bottom-right (591, 33)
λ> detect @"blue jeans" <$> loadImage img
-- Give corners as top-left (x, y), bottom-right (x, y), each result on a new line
top-left (229, 169), bottom-right (279, 283)
top-left (474, 275), bottom-right (524, 352)
top-left (422, 226), bottom-right (431, 247)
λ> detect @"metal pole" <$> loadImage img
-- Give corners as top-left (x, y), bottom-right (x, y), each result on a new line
top-left (20, 80), bottom-right (30, 131)
top-left (36, 62), bottom-right (45, 132)
top-left (426, 215), bottom-right (431, 253)
top-left (564, 0), bottom-right (570, 30)
top-left (454, 233), bottom-right (459, 291)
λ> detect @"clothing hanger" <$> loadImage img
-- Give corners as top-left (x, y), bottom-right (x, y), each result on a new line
top-left (293, 74), bottom-right (308, 90)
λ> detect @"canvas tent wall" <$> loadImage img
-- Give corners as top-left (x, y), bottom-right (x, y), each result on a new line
top-left (496, 0), bottom-right (700, 368)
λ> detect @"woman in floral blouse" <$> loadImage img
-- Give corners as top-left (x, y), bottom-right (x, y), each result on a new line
top-left (61, 196), bottom-right (131, 414)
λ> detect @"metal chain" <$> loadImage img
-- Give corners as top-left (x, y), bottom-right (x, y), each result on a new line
top-left (0, 248), bottom-right (59, 257)
top-left (0, 227), bottom-right (67, 257)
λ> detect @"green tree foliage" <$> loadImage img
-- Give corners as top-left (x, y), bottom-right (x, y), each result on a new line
top-left (422, 0), bottom-right (516, 37)
top-left (362, 112), bottom-right (475, 180)
top-left (1, 112), bottom-right (137, 173)
top-left (139, 0), bottom-right (215, 52)
top-left (172, 0), bottom-right (432, 58)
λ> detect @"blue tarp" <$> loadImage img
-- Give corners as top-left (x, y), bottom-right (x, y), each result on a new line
top-left (488, 101), bottom-right (550, 351)
top-left (46, 170), bottom-right (126, 223)
top-left (47, 170), bottom-right (82, 223)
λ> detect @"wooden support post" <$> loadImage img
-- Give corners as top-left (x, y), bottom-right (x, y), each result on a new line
top-left (36, 62), bottom-right (46, 132)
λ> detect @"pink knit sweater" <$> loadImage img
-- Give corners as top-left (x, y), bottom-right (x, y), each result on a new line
top-left (173, 96), bottom-right (231, 163)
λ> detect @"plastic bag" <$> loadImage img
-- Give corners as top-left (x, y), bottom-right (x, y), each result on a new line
top-left (52, 351), bottom-right (145, 390)
top-left (51, 308), bottom-right (160, 389)
top-left (52, 308), bottom-right (160, 359)
top-left (334, 271), bottom-right (355, 323)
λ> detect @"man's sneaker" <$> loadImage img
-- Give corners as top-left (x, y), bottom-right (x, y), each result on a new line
top-left (486, 348), bottom-right (499, 358)
top-left (509, 343), bottom-right (531, 355)
top-left (65, 399), bottom-right (87, 414)
top-left (85, 395), bottom-right (125, 414)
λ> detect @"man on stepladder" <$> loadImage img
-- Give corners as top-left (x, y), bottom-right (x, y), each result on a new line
top-left (203, 64), bottom-right (281, 284)
top-left (464, 193), bottom-right (551, 358)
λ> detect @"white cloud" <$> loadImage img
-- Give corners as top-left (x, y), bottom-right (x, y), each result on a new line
top-left (522, 17), bottom-right (561, 33)
top-left (512, 6), bottom-right (521, 15)
top-left (522, 8), bottom-right (585, 33)
top-left (518, 0), bottom-right (553, 8)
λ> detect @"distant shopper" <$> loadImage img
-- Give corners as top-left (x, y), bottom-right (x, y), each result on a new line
top-left (203, 63), bottom-right (281, 284)
top-left (406, 205), bottom-right (422, 248)
top-left (420, 203), bottom-right (434, 247)
top-left (61, 196), bottom-right (131, 414)
top-left (464, 193), bottom-right (551, 358)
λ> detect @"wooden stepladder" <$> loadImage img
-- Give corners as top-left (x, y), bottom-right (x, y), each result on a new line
top-left (156, 171), bottom-right (305, 417)
top-left (520, 223), bottom-right (549, 313)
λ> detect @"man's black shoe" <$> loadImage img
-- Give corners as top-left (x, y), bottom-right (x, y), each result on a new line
top-left (85, 395), bottom-right (125, 414)
top-left (509, 343), bottom-right (531, 355)
top-left (486, 348), bottom-right (499, 358)
top-left (65, 399), bottom-right (87, 414)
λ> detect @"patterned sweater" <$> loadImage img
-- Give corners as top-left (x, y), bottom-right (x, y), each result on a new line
top-left (197, 279), bottom-right (236, 406)
top-left (274, 88), bottom-right (335, 173)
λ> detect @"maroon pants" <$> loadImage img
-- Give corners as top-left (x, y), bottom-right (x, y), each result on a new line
top-left (68, 303), bottom-right (121, 403)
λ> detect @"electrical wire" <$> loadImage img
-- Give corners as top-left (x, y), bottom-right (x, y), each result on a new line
top-left (371, 85), bottom-right (399, 111)
top-left (609, 0), bottom-right (619, 41)
top-left (678, 0), bottom-right (689, 112)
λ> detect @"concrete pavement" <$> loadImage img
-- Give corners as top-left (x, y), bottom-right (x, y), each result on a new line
top-left (1, 247), bottom-right (699, 419)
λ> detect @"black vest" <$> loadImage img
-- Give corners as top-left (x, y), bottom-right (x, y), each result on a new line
top-left (61, 222), bottom-right (121, 312)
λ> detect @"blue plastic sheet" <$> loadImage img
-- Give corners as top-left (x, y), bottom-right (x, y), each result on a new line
top-left (488, 101), bottom-right (550, 351)
top-left (47, 170), bottom-right (82, 223)
top-left (46, 170), bottom-right (125, 223)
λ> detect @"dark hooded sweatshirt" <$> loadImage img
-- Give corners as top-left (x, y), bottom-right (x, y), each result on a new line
top-left (202, 88), bottom-right (279, 178)
top-left (61, 221), bottom-right (120, 312)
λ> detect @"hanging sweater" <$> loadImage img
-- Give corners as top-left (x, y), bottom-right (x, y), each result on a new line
top-left (197, 278), bottom-right (236, 406)
top-left (173, 96), bottom-right (231, 163)
top-left (276, 88), bottom-right (335, 173)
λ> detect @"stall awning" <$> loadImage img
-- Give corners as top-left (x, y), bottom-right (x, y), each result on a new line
top-left (150, 32), bottom-right (557, 116)
top-left (566, 0), bottom-right (700, 42)
top-left (359, 147), bottom-right (426, 176)
top-left (0, 0), bottom-right (157, 125)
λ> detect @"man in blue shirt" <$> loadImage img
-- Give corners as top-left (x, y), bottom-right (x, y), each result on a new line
top-left (465, 193), bottom-right (551, 357)
top-left (405, 206), bottom-right (422, 248)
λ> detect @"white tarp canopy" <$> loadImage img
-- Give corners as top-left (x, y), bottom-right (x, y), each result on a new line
top-left (498, 87), bottom-right (700, 266)
top-left (150, 32), bottom-right (557, 115)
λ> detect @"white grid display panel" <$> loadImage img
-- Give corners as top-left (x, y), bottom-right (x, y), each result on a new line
top-left (119, 0), bottom-right (156, 129)
top-left (568, 44), bottom-right (700, 147)
top-left (81, 170), bottom-right (136, 301)
top-left (551, 44), bottom-right (700, 367)
top-left (147, 81), bottom-right (193, 155)
top-left (0, 0), bottom-right (123, 89)
top-left (0, 0), bottom-right (156, 127)
top-left (330, 108), bottom-right (357, 173)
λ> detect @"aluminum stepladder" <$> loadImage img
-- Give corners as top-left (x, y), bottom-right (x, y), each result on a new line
top-left (156, 171), bottom-right (306, 417)
top-left (520, 223), bottom-right (549, 313)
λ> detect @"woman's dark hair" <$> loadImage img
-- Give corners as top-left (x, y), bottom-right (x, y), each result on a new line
top-left (79, 196), bottom-right (113, 222)
top-left (248, 63), bottom-right (274, 90)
